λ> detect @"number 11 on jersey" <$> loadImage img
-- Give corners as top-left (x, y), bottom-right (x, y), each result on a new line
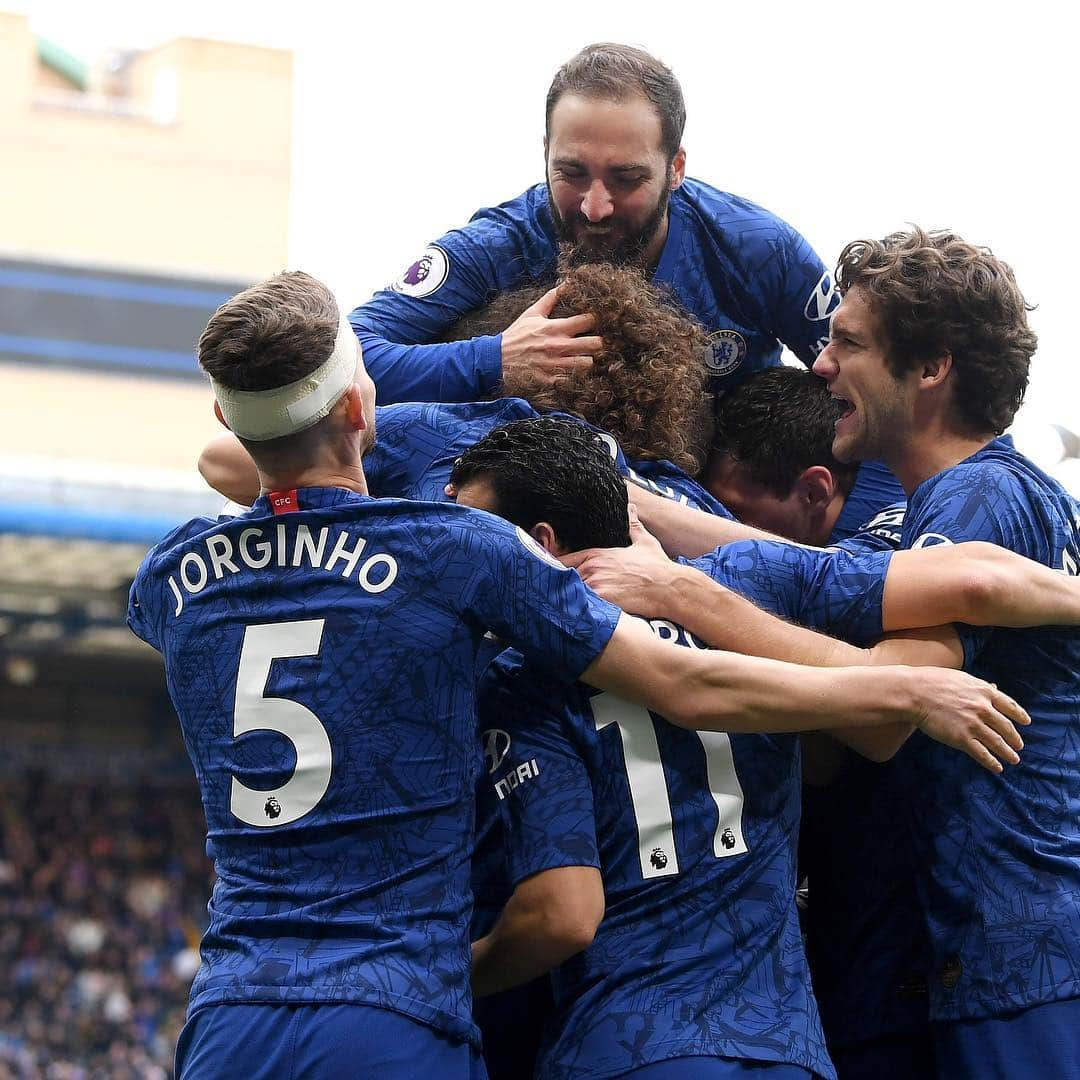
top-left (593, 694), bottom-right (748, 880)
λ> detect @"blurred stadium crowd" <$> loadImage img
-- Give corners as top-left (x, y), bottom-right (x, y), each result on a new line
top-left (0, 747), bottom-right (210, 1079)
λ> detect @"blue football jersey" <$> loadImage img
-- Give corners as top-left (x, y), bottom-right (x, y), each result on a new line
top-left (623, 457), bottom-right (732, 518)
top-left (833, 501), bottom-right (907, 552)
top-left (691, 540), bottom-right (893, 646)
top-left (365, 399), bottom-right (538, 502)
top-left (127, 487), bottom-right (620, 1047)
top-left (351, 179), bottom-right (835, 404)
top-left (477, 541), bottom-right (893, 1078)
top-left (894, 437), bottom-right (1080, 1020)
top-left (366, 399), bottom-right (728, 516)
top-left (800, 506), bottom-right (934, 1048)
top-left (801, 749), bottom-right (933, 1051)
top-left (832, 467), bottom-right (907, 545)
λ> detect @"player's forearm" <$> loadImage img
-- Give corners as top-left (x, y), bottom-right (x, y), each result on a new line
top-left (584, 615), bottom-right (1026, 770)
top-left (823, 629), bottom-right (964, 759)
top-left (198, 434), bottom-right (260, 505)
top-left (669, 652), bottom-right (923, 734)
top-left (629, 486), bottom-right (777, 558)
top-left (471, 886), bottom-right (599, 998)
top-left (943, 541), bottom-right (1080, 627)
top-left (868, 627), bottom-right (965, 669)
top-left (883, 541), bottom-right (1080, 631)
top-left (584, 624), bottom-right (911, 733)
top-left (820, 719), bottom-right (915, 762)
top-left (660, 563), bottom-right (868, 670)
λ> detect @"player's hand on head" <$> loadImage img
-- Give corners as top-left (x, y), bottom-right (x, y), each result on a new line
top-left (912, 669), bottom-right (1030, 773)
top-left (500, 284), bottom-right (602, 384)
top-left (562, 512), bottom-right (678, 615)
top-left (627, 503), bottom-right (665, 555)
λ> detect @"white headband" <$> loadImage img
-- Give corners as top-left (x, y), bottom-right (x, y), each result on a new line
top-left (211, 313), bottom-right (358, 441)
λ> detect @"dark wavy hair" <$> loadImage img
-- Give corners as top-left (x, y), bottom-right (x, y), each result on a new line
top-left (440, 259), bottom-right (711, 474)
top-left (546, 43), bottom-right (686, 163)
top-left (710, 367), bottom-right (859, 497)
top-left (450, 417), bottom-right (630, 551)
top-left (836, 227), bottom-right (1037, 434)
top-left (198, 271), bottom-right (338, 391)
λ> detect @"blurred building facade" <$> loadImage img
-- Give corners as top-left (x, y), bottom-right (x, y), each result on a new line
top-left (0, 19), bottom-right (285, 1071)
top-left (1, 10), bottom-right (291, 279)
top-left (0, 9), bottom-right (292, 672)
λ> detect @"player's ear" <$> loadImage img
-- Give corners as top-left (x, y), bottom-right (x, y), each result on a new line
top-left (530, 521), bottom-right (564, 556)
top-left (921, 351), bottom-right (953, 390)
top-left (669, 147), bottom-right (686, 190)
top-left (213, 400), bottom-right (230, 430)
top-left (343, 384), bottom-right (368, 431)
top-left (797, 465), bottom-right (836, 510)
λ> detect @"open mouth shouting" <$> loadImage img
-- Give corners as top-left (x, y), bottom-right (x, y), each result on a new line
top-left (829, 391), bottom-right (856, 430)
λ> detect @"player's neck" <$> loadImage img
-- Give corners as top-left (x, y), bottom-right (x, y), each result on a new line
top-left (891, 427), bottom-right (997, 496)
top-left (258, 463), bottom-right (370, 498)
top-left (815, 492), bottom-right (846, 547)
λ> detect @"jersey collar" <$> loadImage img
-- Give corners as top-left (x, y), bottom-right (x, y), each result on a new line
top-left (250, 486), bottom-right (372, 515)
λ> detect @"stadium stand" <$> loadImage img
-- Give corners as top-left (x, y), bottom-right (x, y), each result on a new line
top-left (0, 719), bottom-right (211, 1078)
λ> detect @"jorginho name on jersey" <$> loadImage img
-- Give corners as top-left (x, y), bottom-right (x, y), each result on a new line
top-left (895, 436), bottom-right (1080, 1021)
top-left (351, 180), bottom-right (835, 404)
top-left (127, 487), bottom-right (619, 1047)
top-left (477, 539), bottom-right (893, 1078)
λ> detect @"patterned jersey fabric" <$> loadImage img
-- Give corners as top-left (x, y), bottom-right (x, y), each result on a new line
top-left (895, 436), bottom-right (1080, 1020)
top-left (128, 488), bottom-right (620, 1045)
top-left (351, 179), bottom-right (836, 403)
top-left (477, 539), bottom-right (894, 1077)
top-left (366, 399), bottom-right (730, 516)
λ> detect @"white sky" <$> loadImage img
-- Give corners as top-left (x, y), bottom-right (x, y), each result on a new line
top-left (19, 0), bottom-right (1080, 447)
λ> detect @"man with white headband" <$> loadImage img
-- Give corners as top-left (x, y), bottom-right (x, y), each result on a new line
top-left (127, 271), bottom-right (1029, 1078)
top-left (209, 308), bottom-right (361, 443)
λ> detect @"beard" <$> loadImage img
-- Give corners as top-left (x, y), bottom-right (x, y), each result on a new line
top-left (358, 403), bottom-right (377, 458)
top-left (547, 180), bottom-right (671, 270)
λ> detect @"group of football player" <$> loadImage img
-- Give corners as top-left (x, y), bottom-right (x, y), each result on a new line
top-left (130, 43), bottom-right (1080, 1080)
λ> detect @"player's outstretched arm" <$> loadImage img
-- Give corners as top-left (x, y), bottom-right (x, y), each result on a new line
top-left (883, 540), bottom-right (1080, 631)
top-left (198, 434), bottom-right (260, 505)
top-left (471, 866), bottom-right (604, 998)
top-left (566, 509), bottom-right (855, 669)
top-left (628, 486), bottom-right (783, 557)
top-left (580, 615), bottom-right (1028, 772)
top-left (565, 511), bottom-right (1028, 767)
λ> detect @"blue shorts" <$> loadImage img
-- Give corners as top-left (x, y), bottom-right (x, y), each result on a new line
top-left (175, 1003), bottom-right (487, 1079)
top-left (830, 1030), bottom-right (934, 1079)
top-left (621, 1058), bottom-right (815, 1078)
top-left (474, 976), bottom-right (552, 1080)
top-left (933, 996), bottom-right (1080, 1080)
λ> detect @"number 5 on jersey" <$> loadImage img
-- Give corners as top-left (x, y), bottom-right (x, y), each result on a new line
top-left (230, 620), bottom-right (332, 828)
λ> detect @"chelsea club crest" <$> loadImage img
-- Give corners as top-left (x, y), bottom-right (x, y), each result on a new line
top-left (705, 330), bottom-right (748, 377)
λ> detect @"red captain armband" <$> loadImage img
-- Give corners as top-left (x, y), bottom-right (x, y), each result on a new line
top-left (268, 489), bottom-right (299, 515)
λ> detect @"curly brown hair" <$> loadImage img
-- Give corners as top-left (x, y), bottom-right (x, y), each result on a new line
top-left (836, 227), bottom-right (1037, 435)
top-left (439, 260), bottom-right (711, 473)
